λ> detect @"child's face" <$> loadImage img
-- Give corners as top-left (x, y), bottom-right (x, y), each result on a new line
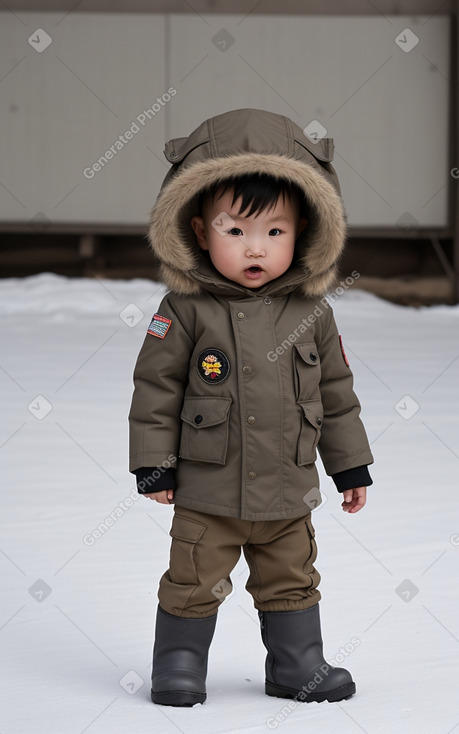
top-left (191, 189), bottom-right (307, 289)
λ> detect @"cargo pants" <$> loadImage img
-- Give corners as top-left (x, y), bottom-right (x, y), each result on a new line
top-left (158, 506), bottom-right (321, 618)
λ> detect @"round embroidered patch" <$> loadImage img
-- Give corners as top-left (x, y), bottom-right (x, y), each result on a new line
top-left (196, 348), bottom-right (230, 384)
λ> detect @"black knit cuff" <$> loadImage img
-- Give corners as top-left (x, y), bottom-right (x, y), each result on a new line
top-left (332, 465), bottom-right (373, 493)
top-left (134, 467), bottom-right (176, 494)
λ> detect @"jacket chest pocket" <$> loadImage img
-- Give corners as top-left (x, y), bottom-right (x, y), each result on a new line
top-left (293, 342), bottom-right (321, 401)
top-left (297, 399), bottom-right (323, 466)
top-left (179, 396), bottom-right (232, 465)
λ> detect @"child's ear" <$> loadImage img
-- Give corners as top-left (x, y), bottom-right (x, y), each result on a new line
top-left (191, 216), bottom-right (209, 250)
top-left (298, 217), bottom-right (308, 236)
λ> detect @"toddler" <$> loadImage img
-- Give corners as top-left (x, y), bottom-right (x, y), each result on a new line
top-left (129, 108), bottom-right (373, 707)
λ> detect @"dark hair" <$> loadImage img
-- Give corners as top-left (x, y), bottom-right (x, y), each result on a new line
top-left (198, 173), bottom-right (309, 220)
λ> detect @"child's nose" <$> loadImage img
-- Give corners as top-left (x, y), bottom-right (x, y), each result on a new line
top-left (245, 239), bottom-right (265, 257)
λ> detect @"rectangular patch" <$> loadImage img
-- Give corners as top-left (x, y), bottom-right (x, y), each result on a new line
top-left (147, 313), bottom-right (172, 339)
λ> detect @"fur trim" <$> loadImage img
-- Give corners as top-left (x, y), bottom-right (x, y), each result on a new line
top-left (149, 153), bottom-right (347, 297)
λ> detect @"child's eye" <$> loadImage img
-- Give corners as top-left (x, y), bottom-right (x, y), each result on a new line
top-left (228, 227), bottom-right (243, 236)
top-left (269, 228), bottom-right (282, 236)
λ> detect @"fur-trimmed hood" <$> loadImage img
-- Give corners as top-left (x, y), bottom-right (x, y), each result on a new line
top-left (148, 108), bottom-right (347, 299)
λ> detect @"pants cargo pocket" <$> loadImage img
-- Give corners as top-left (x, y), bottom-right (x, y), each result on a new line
top-left (179, 396), bottom-right (232, 465)
top-left (167, 514), bottom-right (207, 586)
top-left (303, 514), bottom-right (320, 589)
top-left (297, 399), bottom-right (323, 465)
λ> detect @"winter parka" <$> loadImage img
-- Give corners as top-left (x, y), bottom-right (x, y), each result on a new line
top-left (128, 108), bottom-right (374, 521)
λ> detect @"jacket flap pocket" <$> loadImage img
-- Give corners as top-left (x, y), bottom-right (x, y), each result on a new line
top-left (164, 135), bottom-right (210, 163)
top-left (169, 514), bottom-right (206, 544)
top-left (181, 396), bottom-right (232, 429)
top-left (298, 399), bottom-right (323, 428)
top-left (295, 342), bottom-right (320, 366)
top-left (296, 399), bottom-right (323, 466)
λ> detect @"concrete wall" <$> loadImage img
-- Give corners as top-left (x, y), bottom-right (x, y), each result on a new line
top-left (0, 11), bottom-right (450, 229)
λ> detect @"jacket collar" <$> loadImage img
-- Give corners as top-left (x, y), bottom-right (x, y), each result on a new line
top-left (190, 253), bottom-right (307, 299)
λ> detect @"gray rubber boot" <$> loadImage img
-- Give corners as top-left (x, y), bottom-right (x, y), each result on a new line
top-left (259, 604), bottom-right (356, 703)
top-left (151, 606), bottom-right (217, 706)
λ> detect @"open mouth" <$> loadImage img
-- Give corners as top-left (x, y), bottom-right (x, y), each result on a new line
top-left (244, 265), bottom-right (263, 280)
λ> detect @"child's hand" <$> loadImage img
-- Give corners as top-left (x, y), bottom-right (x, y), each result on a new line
top-left (142, 490), bottom-right (174, 504)
top-left (341, 487), bottom-right (366, 513)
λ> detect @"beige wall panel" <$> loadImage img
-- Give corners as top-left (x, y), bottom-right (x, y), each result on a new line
top-left (168, 14), bottom-right (450, 228)
top-left (0, 12), bottom-right (168, 225)
top-left (0, 13), bottom-right (450, 228)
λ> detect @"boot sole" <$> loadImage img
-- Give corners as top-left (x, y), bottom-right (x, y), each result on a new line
top-left (265, 680), bottom-right (356, 703)
top-left (151, 688), bottom-right (206, 706)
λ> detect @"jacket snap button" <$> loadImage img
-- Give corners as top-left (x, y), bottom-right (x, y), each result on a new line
top-left (309, 352), bottom-right (317, 362)
top-left (237, 311), bottom-right (245, 319)
top-left (194, 414), bottom-right (203, 424)
top-left (247, 415), bottom-right (256, 424)
top-left (248, 471), bottom-right (257, 480)
top-left (242, 365), bottom-right (252, 375)
top-left (169, 151), bottom-right (177, 159)
top-left (316, 417), bottom-right (322, 426)
top-left (264, 297), bottom-right (272, 305)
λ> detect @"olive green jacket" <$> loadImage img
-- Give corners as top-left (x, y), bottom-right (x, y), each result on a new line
top-left (129, 108), bottom-right (373, 521)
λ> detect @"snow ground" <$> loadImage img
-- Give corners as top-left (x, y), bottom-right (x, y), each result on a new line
top-left (1, 273), bottom-right (458, 734)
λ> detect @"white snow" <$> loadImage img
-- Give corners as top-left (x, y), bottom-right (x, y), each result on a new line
top-left (1, 273), bottom-right (458, 734)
